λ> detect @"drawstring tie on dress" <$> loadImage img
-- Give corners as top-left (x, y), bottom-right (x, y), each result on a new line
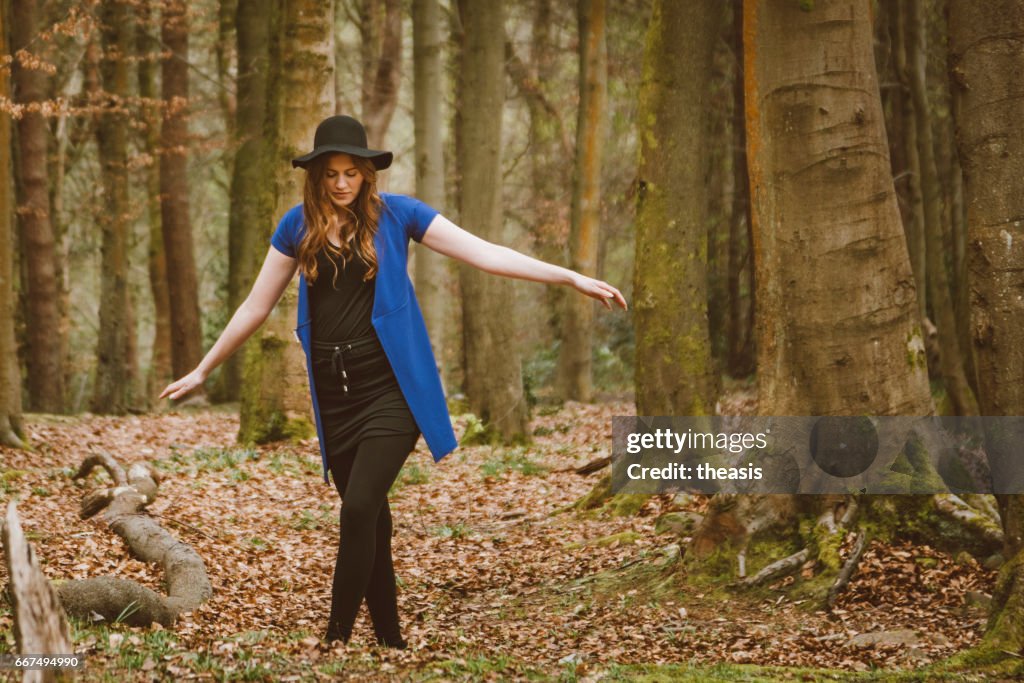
top-left (331, 345), bottom-right (351, 395)
top-left (312, 334), bottom-right (380, 397)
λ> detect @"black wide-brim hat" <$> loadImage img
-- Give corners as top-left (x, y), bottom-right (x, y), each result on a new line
top-left (291, 115), bottom-right (393, 170)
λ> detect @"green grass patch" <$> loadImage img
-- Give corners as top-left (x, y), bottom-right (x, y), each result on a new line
top-left (432, 522), bottom-right (473, 539)
top-left (191, 446), bottom-right (259, 472)
top-left (479, 447), bottom-right (548, 478)
top-left (267, 449), bottom-right (322, 477)
top-left (601, 661), bottom-right (987, 681)
top-left (391, 461), bottom-right (429, 494)
top-left (435, 652), bottom-right (518, 677)
top-left (285, 504), bottom-right (334, 531)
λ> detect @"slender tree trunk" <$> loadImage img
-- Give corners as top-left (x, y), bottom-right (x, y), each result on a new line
top-left (456, 0), bottom-right (529, 440)
top-left (948, 96), bottom-right (977, 398)
top-left (878, 0), bottom-right (909, 242)
top-left (412, 0), bottom-right (450, 389)
top-left (745, 0), bottom-right (932, 417)
top-left (949, 0), bottom-right (1024, 655)
top-left (705, 27), bottom-right (731, 370)
top-left (0, 0), bottom-right (27, 447)
top-left (239, 0), bottom-right (334, 444)
top-left (727, 0), bottom-right (754, 378)
top-left (218, 0), bottom-right (271, 402)
top-left (160, 0), bottom-right (204, 383)
top-left (217, 0), bottom-right (238, 150)
top-left (633, 0), bottom-right (722, 415)
top-left (505, 0), bottom-right (572, 347)
top-left (11, 0), bottom-right (65, 413)
top-left (90, 0), bottom-right (134, 414)
top-left (136, 2), bottom-right (173, 406)
top-left (894, 1), bottom-right (929, 328)
top-left (907, 0), bottom-right (977, 416)
top-left (357, 0), bottom-right (402, 149)
top-left (556, 0), bottom-right (606, 402)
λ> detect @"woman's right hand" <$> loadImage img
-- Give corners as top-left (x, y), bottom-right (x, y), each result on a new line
top-left (159, 368), bottom-right (208, 401)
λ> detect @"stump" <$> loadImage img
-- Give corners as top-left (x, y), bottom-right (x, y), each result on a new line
top-left (1, 501), bottom-right (75, 682)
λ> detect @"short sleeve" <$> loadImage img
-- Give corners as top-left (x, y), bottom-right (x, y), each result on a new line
top-left (384, 194), bottom-right (439, 243)
top-left (406, 197), bottom-right (439, 243)
top-left (270, 204), bottom-right (303, 257)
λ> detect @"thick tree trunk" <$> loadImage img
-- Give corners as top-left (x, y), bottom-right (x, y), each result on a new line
top-left (633, 0), bottom-right (722, 415)
top-left (412, 0), bottom-right (450, 390)
top-left (218, 0), bottom-right (271, 402)
top-left (906, 0), bottom-right (977, 416)
top-left (238, 0), bottom-right (334, 444)
top-left (456, 0), bottom-right (529, 441)
top-left (357, 0), bottom-right (402, 149)
top-left (949, 0), bottom-right (1024, 658)
top-left (0, 3), bottom-right (26, 448)
top-left (90, 0), bottom-right (134, 414)
top-left (160, 0), bottom-right (204, 383)
top-left (556, 0), bottom-right (607, 402)
top-left (745, 0), bottom-right (931, 417)
top-left (12, 0), bottom-right (66, 413)
top-left (686, 0), bottom-right (935, 597)
top-left (136, 3), bottom-right (173, 406)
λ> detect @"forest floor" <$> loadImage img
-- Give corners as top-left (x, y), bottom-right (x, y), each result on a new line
top-left (0, 398), bottom-right (1008, 682)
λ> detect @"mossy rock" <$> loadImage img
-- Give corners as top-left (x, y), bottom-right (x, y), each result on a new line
top-left (655, 511), bottom-right (703, 537)
top-left (609, 493), bottom-right (649, 517)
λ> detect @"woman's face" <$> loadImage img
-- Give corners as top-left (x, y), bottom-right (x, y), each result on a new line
top-left (322, 153), bottom-right (364, 210)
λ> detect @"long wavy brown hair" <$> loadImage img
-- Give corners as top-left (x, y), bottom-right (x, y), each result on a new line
top-left (297, 153), bottom-right (382, 286)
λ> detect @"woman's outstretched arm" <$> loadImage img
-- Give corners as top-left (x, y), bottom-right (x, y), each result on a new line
top-left (159, 246), bottom-right (298, 400)
top-left (420, 214), bottom-right (628, 310)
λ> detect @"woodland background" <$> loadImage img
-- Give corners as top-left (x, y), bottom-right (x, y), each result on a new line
top-left (1, 0), bottom-right (1024, 680)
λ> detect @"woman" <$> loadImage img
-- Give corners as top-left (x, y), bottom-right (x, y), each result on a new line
top-left (160, 115), bottom-right (627, 649)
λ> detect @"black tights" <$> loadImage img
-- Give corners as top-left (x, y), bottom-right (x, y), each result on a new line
top-left (325, 432), bottom-right (418, 646)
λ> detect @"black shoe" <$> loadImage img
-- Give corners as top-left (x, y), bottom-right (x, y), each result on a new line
top-left (375, 633), bottom-right (408, 650)
top-left (325, 620), bottom-right (351, 645)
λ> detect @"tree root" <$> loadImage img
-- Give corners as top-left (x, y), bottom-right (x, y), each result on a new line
top-left (57, 454), bottom-right (211, 627)
top-left (734, 498), bottom-right (856, 590)
top-left (934, 493), bottom-right (1003, 548)
top-left (827, 530), bottom-right (867, 608)
top-left (741, 548), bottom-right (811, 587)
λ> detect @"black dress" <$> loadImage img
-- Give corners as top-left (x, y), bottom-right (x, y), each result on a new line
top-left (309, 244), bottom-right (420, 460)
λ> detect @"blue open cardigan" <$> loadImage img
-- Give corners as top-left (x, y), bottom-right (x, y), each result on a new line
top-left (270, 193), bottom-right (458, 483)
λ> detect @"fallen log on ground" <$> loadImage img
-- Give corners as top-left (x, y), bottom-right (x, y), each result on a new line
top-left (55, 453), bottom-right (212, 627)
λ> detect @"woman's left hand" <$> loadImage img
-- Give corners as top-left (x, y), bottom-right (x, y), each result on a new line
top-left (570, 273), bottom-right (628, 310)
